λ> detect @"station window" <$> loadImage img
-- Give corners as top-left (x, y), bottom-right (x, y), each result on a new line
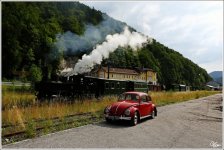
top-left (116, 82), bottom-right (120, 88)
top-left (111, 82), bottom-right (115, 89)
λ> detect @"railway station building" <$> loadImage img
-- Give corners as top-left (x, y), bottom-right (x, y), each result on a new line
top-left (88, 67), bottom-right (157, 85)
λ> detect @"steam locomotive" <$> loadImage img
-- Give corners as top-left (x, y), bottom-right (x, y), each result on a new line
top-left (35, 75), bottom-right (150, 100)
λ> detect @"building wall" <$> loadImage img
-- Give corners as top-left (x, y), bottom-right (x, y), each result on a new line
top-left (146, 71), bottom-right (157, 85)
top-left (97, 68), bottom-right (136, 81)
top-left (96, 68), bottom-right (157, 84)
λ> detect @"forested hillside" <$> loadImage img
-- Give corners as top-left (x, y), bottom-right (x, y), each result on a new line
top-left (103, 40), bottom-right (211, 89)
top-left (2, 2), bottom-right (103, 81)
top-left (2, 2), bottom-right (211, 88)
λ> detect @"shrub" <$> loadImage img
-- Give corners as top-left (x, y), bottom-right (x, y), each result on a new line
top-left (29, 64), bottom-right (42, 83)
top-left (25, 119), bottom-right (36, 138)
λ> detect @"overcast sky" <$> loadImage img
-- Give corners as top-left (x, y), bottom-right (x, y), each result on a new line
top-left (82, 1), bottom-right (223, 73)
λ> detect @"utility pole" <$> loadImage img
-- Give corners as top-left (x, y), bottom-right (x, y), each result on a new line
top-left (107, 60), bottom-right (110, 79)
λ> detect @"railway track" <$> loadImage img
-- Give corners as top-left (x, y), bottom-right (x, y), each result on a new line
top-left (2, 112), bottom-right (102, 144)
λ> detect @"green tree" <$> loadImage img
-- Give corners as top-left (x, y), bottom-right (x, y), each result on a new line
top-left (2, 2), bottom-right (103, 80)
top-left (29, 64), bottom-right (43, 82)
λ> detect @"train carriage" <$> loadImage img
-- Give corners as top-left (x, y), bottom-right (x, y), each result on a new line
top-left (133, 81), bottom-right (148, 93)
top-left (35, 75), bottom-right (149, 100)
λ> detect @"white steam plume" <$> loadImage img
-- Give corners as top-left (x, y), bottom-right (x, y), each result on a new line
top-left (55, 14), bottom-right (126, 54)
top-left (73, 26), bottom-right (151, 75)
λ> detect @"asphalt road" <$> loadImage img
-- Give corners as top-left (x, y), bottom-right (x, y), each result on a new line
top-left (3, 94), bottom-right (222, 148)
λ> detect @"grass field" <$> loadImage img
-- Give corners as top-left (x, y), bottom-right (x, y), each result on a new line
top-left (2, 85), bottom-right (220, 126)
top-left (2, 96), bottom-right (117, 126)
top-left (149, 91), bottom-right (220, 106)
top-left (1, 84), bottom-right (220, 144)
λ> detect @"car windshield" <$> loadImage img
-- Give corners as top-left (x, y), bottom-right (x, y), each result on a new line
top-left (118, 93), bottom-right (139, 102)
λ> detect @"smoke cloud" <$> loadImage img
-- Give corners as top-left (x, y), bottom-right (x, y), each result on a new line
top-left (72, 26), bottom-right (151, 75)
top-left (55, 14), bottom-right (126, 54)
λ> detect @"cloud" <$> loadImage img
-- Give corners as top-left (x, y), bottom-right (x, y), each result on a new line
top-left (82, 1), bottom-right (223, 73)
top-left (153, 4), bottom-right (223, 73)
top-left (200, 59), bottom-right (223, 74)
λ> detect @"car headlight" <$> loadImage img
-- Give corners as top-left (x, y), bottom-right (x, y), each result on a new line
top-left (105, 106), bottom-right (111, 114)
top-left (124, 108), bottom-right (130, 116)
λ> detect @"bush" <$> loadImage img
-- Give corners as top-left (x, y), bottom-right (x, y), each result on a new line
top-left (25, 120), bottom-right (36, 138)
top-left (29, 64), bottom-right (42, 83)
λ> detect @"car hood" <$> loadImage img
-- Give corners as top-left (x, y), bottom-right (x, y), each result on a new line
top-left (109, 100), bottom-right (138, 116)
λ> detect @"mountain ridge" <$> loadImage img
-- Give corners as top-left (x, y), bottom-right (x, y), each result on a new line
top-left (209, 71), bottom-right (222, 85)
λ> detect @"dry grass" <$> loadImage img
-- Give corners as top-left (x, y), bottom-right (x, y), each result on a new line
top-left (2, 96), bottom-right (117, 126)
top-left (2, 85), bottom-right (35, 110)
top-left (150, 91), bottom-right (220, 106)
top-left (2, 85), bottom-right (219, 128)
top-left (2, 91), bottom-right (36, 110)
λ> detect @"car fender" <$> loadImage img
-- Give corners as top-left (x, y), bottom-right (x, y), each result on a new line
top-left (152, 104), bottom-right (157, 116)
top-left (129, 106), bottom-right (139, 118)
top-left (152, 104), bottom-right (156, 109)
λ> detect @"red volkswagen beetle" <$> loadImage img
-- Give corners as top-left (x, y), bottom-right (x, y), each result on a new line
top-left (104, 91), bottom-right (157, 126)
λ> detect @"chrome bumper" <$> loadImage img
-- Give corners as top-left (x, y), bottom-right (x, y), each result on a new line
top-left (105, 114), bottom-right (131, 120)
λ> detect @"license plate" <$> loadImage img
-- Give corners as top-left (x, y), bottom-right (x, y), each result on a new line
top-left (108, 116), bottom-right (119, 120)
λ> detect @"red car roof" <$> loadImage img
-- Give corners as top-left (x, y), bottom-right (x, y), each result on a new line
top-left (124, 91), bottom-right (148, 96)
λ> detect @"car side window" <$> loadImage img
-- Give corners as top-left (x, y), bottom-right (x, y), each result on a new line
top-left (126, 94), bottom-right (132, 100)
top-left (147, 96), bottom-right (152, 102)
top-left (131, 94), bottom-right (139, 101)
top-left (141, 95), bottom-right (147, 102)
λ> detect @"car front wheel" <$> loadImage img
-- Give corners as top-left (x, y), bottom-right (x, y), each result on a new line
top-left (106, 118), bottom-right (111, 123)
top-left (131, 111), bottom-right (138, 126)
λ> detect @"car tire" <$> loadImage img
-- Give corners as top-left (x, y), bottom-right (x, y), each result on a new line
top-left (154, 107), bottom-right (157, 116)
top-left (131, 111), bottom-right (138, 126)
top-left (106, 118), bottom-right (111, 123)
top-left (150, 110), bottom-right (155, 119)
